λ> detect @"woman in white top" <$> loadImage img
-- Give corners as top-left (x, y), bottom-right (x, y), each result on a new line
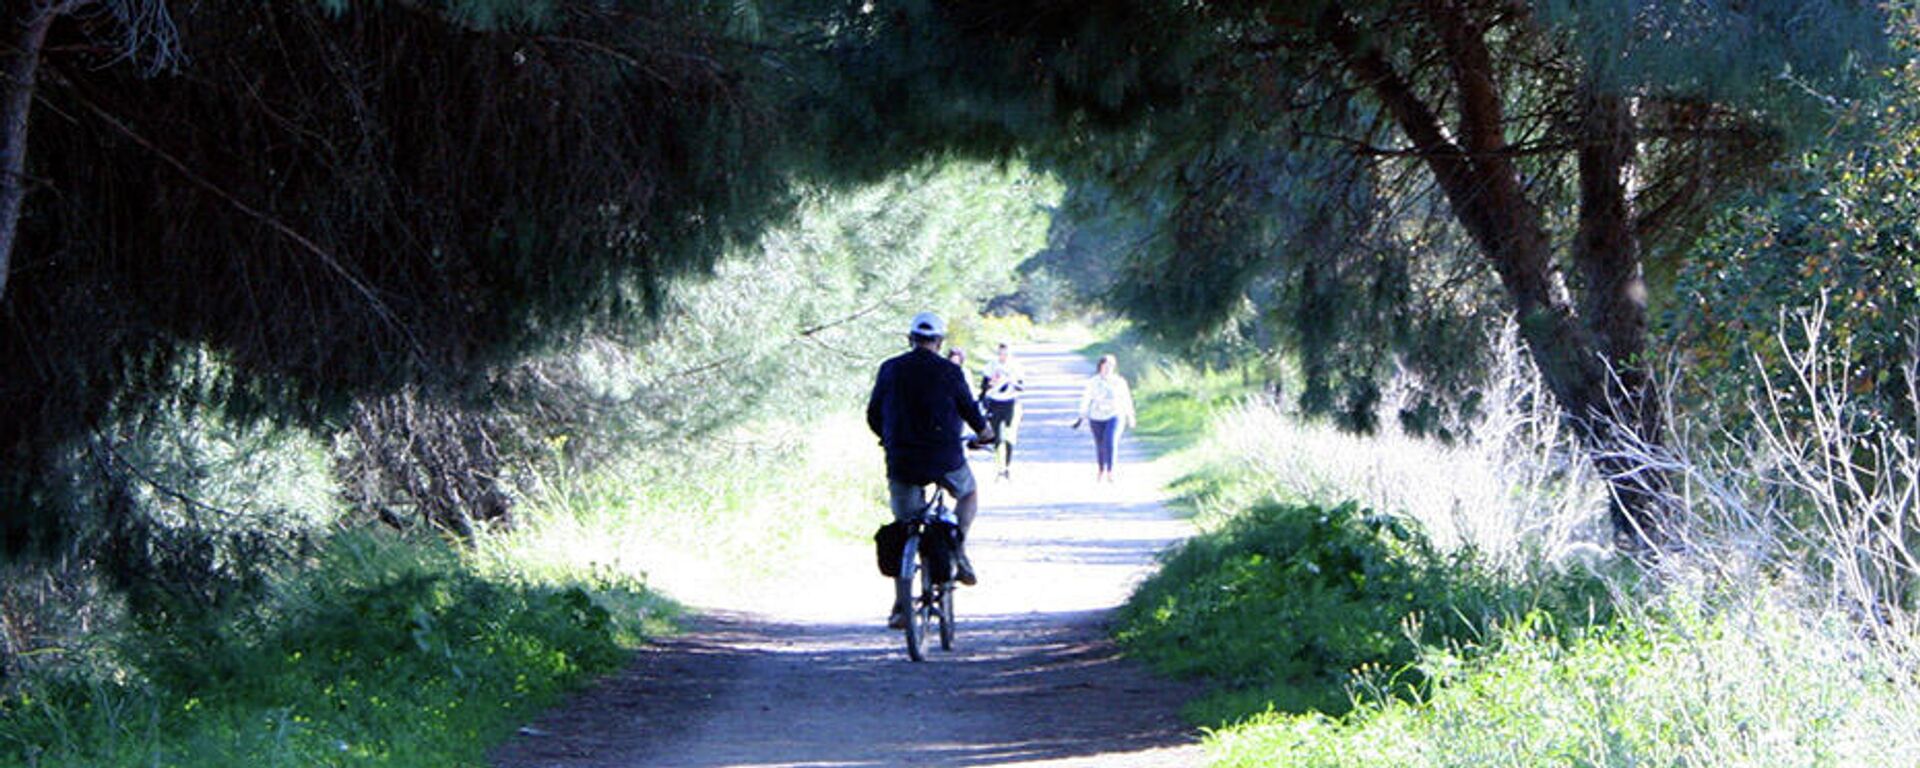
top-left (979, 343), bottom-right (1025, 479)
top-left (1075, 353), bottom-right (1136, 483)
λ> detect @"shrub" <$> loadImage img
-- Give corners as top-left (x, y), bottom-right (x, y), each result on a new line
top-left (1207, 590), bottom-right (1920, 768)
top-left (1116, 500), bottom-right (1609, 724)
top-left (0, 531), bottom-right (658, 767)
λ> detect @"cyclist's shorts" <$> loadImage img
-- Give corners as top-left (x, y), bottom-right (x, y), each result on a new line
top-left (888, 465), bottom-right (976, 523)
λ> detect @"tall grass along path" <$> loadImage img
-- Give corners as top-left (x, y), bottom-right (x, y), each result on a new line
top-left (491, 343), bottom-right (1204, 767)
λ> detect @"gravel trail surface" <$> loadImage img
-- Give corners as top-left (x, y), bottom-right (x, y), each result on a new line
top-left (493, 343), bottom-right (1204, 767)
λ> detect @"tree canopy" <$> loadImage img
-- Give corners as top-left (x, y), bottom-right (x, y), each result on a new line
top-left (0, 0), bottom-right (1893, 554)
top-left (923, 0), bottom-right (1886, 541)
top-left (4, 0), bottom-right (798, 550)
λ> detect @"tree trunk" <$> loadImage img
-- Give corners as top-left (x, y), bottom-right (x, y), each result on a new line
top-left (0, 1), bottom-right (63, 305)
top-left (1572, 86), bottom-right (1671, 545)
top-left (1324, 2), bottom-right (1672, 548)
top-left (0, 602), bottom-right (15, 687)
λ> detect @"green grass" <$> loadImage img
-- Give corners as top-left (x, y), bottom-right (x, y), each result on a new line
top-left (1207, 594), bottom-right (1920, 767)
top-left (488, 411), bottom-right (890, 605)
top-left (0, 530), bottom-right (667, 767)
top-left (1112, 349), bottom-right (1920, 767)
top-left (0, 401), bottom-right (891, 768)
top-left (0, 336), bottom-right (952, 767)
top-left (1117, 500), bottom-right (1609, 725)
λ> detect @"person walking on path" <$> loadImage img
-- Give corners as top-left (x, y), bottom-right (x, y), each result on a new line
top-left (979, 342), bottom-right (1025, 480)
top-left (1074, 353), bottom-right (1135, 483)
top-left (866, 312), bottom-right (993, 628)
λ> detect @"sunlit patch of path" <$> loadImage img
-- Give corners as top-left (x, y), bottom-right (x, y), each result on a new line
top-left (493, 343), bottom-right (1204, 767)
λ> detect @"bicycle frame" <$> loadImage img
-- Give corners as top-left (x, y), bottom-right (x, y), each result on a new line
top-left (897, 484), bottom-right (956, 662)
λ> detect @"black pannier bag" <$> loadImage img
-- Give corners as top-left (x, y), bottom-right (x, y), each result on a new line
top-left (918, 520), bottom-right (961, 583)
top-left (874, 521), bottom-right (909, 577)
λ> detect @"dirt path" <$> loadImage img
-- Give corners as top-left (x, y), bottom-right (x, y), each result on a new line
top-left (493, 343), bottom-right (1206, 767)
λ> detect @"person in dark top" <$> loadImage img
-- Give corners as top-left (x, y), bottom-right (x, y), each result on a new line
top-left (867, 311), bottom-right (994, 629)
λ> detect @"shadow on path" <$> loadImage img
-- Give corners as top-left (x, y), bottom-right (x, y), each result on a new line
top-left (494, 610), bottom-right (1202, 768)
top-left (493, 342), bottom-right (1204, 768)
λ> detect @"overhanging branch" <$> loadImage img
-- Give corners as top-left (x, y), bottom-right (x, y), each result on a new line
top-left (48, 70), bottom-right (427, 363)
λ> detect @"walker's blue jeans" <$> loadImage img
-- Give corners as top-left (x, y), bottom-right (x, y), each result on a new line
top-left (1089, 417), bottom-right (1118, 472)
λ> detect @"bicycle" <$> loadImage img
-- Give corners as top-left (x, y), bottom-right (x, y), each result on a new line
top-left (894, 484), bottom-right (958, 662)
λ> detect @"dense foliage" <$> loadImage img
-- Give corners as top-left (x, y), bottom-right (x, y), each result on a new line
top-left (0, 152), bottom-right (1053, 760)
top-left (0, 531), bottom-right (657, 767)
top-left (331, 160), bottom-right (1055, 533)
top-left (1114, 331), bottom-right (1920, 766)
top-left (6, 0), bottom-right (783, 552)
top-left (1669, 17), bottom-right (1920, 428)
top-left (1010, 0), bottom-right (1885, 539)
top-left (1119, 498), bottom-right (1609, 723)
top-left (5, 1), bottom-right (1920, 762)
top-left (4, 0), bottom-right (1893, 571)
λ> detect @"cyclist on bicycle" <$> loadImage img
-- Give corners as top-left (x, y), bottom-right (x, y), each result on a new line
top-left (867, 311), bottom-right (993, 629)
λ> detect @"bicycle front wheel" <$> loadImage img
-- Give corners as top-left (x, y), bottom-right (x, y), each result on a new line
top-left (900, 534), bottom-right (926, 662)
top-left (938, 582), bottom-right (954, 651)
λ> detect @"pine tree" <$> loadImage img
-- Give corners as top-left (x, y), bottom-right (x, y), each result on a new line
top-left (0, 0), bottom-right (1888, 555)
top-left (0, 0), bottom-right (805, 551)
top-left (815, 0), bottom-right (1884, 546)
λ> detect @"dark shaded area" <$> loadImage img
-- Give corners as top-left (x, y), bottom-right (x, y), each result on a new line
top-left (0, 0), bottom-right (1212, 559)
top-left (0, 0), bottom-right (1894, 616)
top-left (492, 610), bottom-right (1201, 767)
top-left (5, 0), bottom-right (790, 556)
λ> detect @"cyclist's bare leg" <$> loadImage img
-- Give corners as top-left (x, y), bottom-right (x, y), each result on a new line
top-left (955, 489), bottom-right (977, 535)
top-left (891, 577), bottom-right (911, 627)
top-left (953, 488), bottom-right (979, 584)
top-left (886, 479), bottom-right (927, 627)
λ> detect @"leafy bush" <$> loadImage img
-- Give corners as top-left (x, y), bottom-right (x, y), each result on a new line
top-left (1207, 591), bottom-right (1920, 767)
top-left (1117, 500), bottom-right (1608, 724)
top-left (0, 531), bottom-right (661, 767)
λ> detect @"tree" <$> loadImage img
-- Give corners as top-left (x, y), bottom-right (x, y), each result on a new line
top-left (1671, 12), bottom-right (1920, 432)
top-left (0, 0), bottom-right (180, 303)
top-left (0, 0), bottom-right (1884, 557)
top-left (1278, 1), bottom-right (1876, 544)
top-left (0, 0), bottom-right (799, 552)
top-left (819, 0), bottom-right (1881, 545)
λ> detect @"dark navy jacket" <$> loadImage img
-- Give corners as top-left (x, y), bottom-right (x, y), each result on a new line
top-left (866, 346), bottom-right (988, 483)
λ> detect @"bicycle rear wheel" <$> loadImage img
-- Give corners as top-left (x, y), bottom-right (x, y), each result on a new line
top-left (938, 582), bottom-right (954, 651)
top-left (900, 534), bottom-right (926, 662)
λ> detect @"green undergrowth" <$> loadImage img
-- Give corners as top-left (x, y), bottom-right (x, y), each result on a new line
top-left (1117, 500), bottom-right (1609, 725)
top-left (1207, 593), bottom-right (1920, 767)
top-left (0, 530), bottom-right (668, 768)
top-left (1117, 350), bottom-right (1920, 766)
top-left (1110, 339), bottom-right (1618, 724)
top-left (491, 411), bottom-right (888, 603)
top-left (0, 398), bottom-right (889, 766)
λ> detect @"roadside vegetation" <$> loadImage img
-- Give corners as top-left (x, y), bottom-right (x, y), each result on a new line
top-left (0, 532), bottom-right (661, 768)
top-left (10, 3), bottom-right (1920, 766)
top-left (1110, 316), bottom-right (1920, 765)
top-left (1094, 35), bottom-right (1920, 756)
top-left (0, 160), bottom-right (1062, 766)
